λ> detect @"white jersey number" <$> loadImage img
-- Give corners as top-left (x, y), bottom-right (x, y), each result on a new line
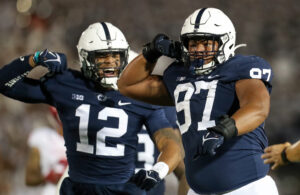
top-left (136, 129), bottom-right (155, 171)
top-left (250, 68), bottom-right (271, 81)
top-left (174, 80), bottom-right (218, 134)
top-left (75, 104), bottom-right (128, 156)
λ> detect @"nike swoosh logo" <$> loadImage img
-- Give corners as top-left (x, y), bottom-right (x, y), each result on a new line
top-left (202, 132), bottom-right (218, 144)
top-left (118, 100), bottom-right (131, 106)
top-left (207, 75), bottom-right (219, 79)
top-left (45, 52), bottom-right (61, 64)
top-left (145, 170), bottom-right (158, 181)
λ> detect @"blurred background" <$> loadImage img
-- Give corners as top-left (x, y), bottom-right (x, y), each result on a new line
top-left (0, 0), bottom-right (299, 194)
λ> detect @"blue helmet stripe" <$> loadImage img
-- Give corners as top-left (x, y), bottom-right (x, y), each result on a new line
top-left (100, 22), bottom-right (111, 40)
top-left (194, 8), bottom-right (207, 29)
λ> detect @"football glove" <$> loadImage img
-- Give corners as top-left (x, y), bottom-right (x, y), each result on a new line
top-left (130, 169), bottom-right (161, 191)
top-left (198, 130), bottom-right (224, 156)
top-left (143, 34), bottom-right (182, 63)
top-left (208, 115), bottom-right (238, 140)
top-left (196, 115), bottom-right (237, 157)
top-left (33, 49), bottom-right (67, 73)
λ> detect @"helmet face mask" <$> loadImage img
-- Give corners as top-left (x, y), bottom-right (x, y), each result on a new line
top-left (77, 22), bottom-right (129, 90)
top-left (180, 8), bottom-right (236, 75)
top-left (182, 34), bottom-right (223, 75)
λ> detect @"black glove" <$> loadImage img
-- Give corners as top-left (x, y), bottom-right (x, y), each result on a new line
top-left (130, 169), bottom-right (161, 191)
top-left (143, 34), bottom-right (182, 63)
top-left (207, 115), bottom-right (238, 140)
top-left (33, 49), bottom-right (67, 73)
top-left (198, 130), bottom-right (224, 156)
top-left (195, 115), bottom-right (237, 158)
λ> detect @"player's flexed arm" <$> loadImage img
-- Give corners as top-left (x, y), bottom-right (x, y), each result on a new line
top-left (118, 34), bottom-right (180, 106)
top-left (0, 49), bottom-right (66, 103)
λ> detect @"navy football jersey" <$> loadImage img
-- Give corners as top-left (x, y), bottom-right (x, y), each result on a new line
top-left (135, 106), bottom-right (177, 195)
top-left (0, 56), bottom-right (172, 185)
top-left (163, 55), bottom-right (272, 194)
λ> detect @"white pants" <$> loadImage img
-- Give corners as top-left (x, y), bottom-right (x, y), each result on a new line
top-left (187, 175), bottom-right (279, 195)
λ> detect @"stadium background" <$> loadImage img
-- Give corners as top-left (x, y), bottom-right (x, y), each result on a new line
top-left (0, 0), bottom-right (299, 194)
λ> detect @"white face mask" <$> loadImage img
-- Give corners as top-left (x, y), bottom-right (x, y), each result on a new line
top-left (100, 77), bottom-right (118, 90)
top-left (194, 61), bottom-right (215, 75)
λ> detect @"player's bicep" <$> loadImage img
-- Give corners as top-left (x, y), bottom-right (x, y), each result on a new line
top-left (236, 79), bottom-right (270, 107)
top-left (122, 75), bottom-right (173, 106)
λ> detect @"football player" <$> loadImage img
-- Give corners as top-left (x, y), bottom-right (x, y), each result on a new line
top-left (135, 106), bottom-right (189, 195)
top-left (262, 140), bottom-right (300, 170)
top-left (55, 106), bottom-right (189, 195)
top-left (118, 7), bottom-right (279, 195)
top-left (25, 106), bottom-right (67, 195)
top-left (0, 22), bottom-right (184, 195)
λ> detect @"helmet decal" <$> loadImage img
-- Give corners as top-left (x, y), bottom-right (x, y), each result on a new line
top-left (100, 22), bottom-right (111, 41)
top-left (194, 8), bottom-right (207, 29)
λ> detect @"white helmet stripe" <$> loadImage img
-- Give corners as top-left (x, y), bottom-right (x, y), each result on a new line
top-left (194, 8), bottom-right (207, 29)
top-left (100, 22), bottom-right (111, 40)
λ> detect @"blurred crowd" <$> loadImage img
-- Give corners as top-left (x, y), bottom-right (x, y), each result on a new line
top-left (0, 0), bottom-right (299, 194)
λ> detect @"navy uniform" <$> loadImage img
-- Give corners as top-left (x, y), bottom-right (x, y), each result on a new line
top-left (163, 55), bottom-right (272, 194)
top-left (0, 56), bottom-right (172, 195)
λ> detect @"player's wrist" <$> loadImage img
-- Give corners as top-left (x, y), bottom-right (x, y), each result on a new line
top-left (209, 115), bottom-right (238, 140)
top-left (152, 161), bottom-right (169, 179)
top-left (281, 147), bottom-right (292, 164)
top-left (29, 55), bottom-right (37, 68)
top-left (33, 51), bottom-right (41, 65)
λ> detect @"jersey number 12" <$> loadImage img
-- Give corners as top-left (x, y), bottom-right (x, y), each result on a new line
top-left (75, 104), bottom-right (128, 157)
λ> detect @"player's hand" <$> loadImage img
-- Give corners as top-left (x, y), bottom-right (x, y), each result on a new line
top-left (143, 34), bottom-right (182, 63)
top-left (208, 115), bottom-right (238, 140)
top-left (33, 49), bottom-right (67, 73)
top-left (129, 169), bottom-right (162, 191)
top-left (198, 130), bottom-right (224, 156)
top-left (261, 142), bottom-right (291, 170)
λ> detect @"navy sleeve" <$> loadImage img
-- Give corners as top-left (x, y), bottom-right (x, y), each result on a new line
top-left (163, 106), bottom-right (178, 129)
top-left (0, 55), bottom-right (51, 104)
top-left (219, 55), bottom-right (273, 92)
top-left (144, 108), bottom-right (173, 137)
top-left (236, 56), bottom-right (273, 86)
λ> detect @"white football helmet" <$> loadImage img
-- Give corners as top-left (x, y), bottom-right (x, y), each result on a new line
top-left (77, 22), bottom-right (129, 90)
top-left (180, 8), bottom-right (245, 75)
